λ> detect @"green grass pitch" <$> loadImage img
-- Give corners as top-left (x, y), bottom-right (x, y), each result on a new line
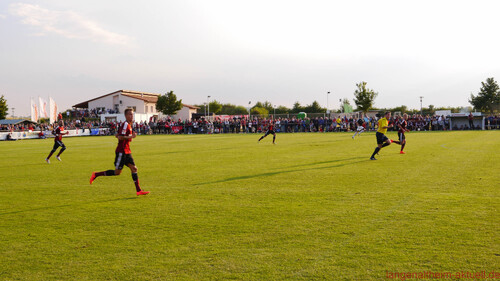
top-left (1, 131), bottom-right (499, 280)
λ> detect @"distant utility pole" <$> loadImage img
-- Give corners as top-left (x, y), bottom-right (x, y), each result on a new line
top-left (248, 101), bottom-right (251, 120)
top-left (327, 91), bottom-right (330, 116)
top-left (207, 96), bottom-right (211, 120)
top-left (419, 96), bottom-right (424, 115)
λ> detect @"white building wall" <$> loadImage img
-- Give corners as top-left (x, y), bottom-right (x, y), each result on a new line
top-left (172, 107), bottom-right (190, 121)
top-left (120, 96), bottom-right (146, 113)
top-left (88, 94), bottom-right (151, 114)
top-left (88, 94), bottom-right (118, 111)
top-left (144, 102), bottom-right (157, 114)
top-left (100, 113), bottom-right (156, 123)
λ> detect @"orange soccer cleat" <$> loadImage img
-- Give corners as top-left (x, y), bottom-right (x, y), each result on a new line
top-left (89, 172), bottom-right (96, 185)
top-left (136, 190), bottom-right (150, 196)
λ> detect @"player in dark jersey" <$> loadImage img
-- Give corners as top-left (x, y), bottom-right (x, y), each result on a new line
top-left (45, 120), bottom-right (69, 163)
top-left (397, 113), bottom-right (409, 154)
top-left (258, 120), bottom-right (276, 144)
top-left (352, 115), bottom-right (366, 139)
top-left (89, 108), bottom-right (149, 196)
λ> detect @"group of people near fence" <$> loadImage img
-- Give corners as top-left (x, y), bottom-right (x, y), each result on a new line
top-left (97, 114), bottom-right (499, 135)
top-left (2, 113), bottom-right (499, 134)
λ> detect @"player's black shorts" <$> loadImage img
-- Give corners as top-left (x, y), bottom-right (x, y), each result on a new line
top-left (114, 152), bottom-right (135, 170)
top-left (264, 130), bottom-right (276, 136)
top-left (52, 140), bottom-right (65, 150)
top-left (376, 132), bottom-right (389, 144)
top-left (398, 132), bottom-right (406, 142)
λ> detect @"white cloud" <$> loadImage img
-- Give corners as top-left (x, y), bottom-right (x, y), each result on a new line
top-left (9, 3), bottom-right (132, 45)
top-left (0, 14), bottom-right (6, 19)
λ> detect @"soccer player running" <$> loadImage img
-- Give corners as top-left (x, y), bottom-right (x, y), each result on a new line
top-left (370, 111), bottom-right (401, 160)
top-left (258, 119), bottom-right (276, 144)
top-left (45, 120), bottom-right (69, 163)
top-left (352, 115), bottom-right (366, 139)
top-left (397, 113), bottom-right (410, 154)
top-left (89, 108), bottom-right (149, 196)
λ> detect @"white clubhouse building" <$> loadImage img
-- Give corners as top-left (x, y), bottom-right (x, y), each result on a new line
top-left (73, 90), bottom-right (199, 122)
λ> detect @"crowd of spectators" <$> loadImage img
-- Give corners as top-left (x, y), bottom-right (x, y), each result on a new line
top-left (2, 113), bottom-right (499, 135)
top-left (72, 113), bottom-right (498, 135)
top-left (67, 108), bottom-right (118, 119)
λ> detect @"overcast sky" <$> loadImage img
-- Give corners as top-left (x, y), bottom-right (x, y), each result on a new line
top-left (1, 0), bottom-right (499, 116)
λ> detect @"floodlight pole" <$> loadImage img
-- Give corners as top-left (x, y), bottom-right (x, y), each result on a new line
top-left (207, 96), bottom-right (211, 121)
top-left (327, 91), bottom-right (331, 118)
top-left (248, 101), bottom-right (251, 120)
top-left (327, 91), bottom-right (330, 113)
top-left (420, 96), bottom-right (424, 115)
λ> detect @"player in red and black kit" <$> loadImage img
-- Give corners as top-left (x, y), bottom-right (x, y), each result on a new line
top-left (352, 116), bottom-right (366, 139)
top-left (89, 108), bottom-right (149, 196)
top-left (45, 120), bottom-right (69, 163)
top-left (258, 119), bottom-right (276, 144)
top-left (397, 113), bottom-right (409, 154)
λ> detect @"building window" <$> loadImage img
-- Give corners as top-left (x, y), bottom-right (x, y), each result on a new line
top-left (145, 106), bottom-right (148, 113)
top-left (151, 106), bottom-right (154, 112)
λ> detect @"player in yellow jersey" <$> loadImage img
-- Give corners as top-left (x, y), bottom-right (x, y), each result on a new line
top-left (370, 111), bottom-right (401, 160)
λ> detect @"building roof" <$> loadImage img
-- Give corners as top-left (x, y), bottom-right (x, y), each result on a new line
top-left (73, 90), bottom-right (161, 108)
top-left (182, 104), bottom-right (200, 110)
top-left (73, 89), bottom-right (200, 110)
top-left (0, 119), bottom-right (38, 125)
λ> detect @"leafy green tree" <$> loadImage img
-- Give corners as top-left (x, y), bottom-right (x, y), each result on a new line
top-left (469, 77), bottom-right (500, 113)
top-left (262, 101), bottom-right (274, 112)
top-left (428, 104), bottom-right (435, 115)
top-left (291, 101), bottom-right (305, 113)
top-left (0, 95), bottom-right (8, 119)
top-left (353, 81), bottom-right (378, 113)
top-left (391, 105), bottom-right (408, 114)
top-left (219, 103), bottom-right (254, 115)
top-left (253, 102), bottom-right (265, 108)
top-left (233, 106), bottom-right (248, 115)
top-left (156, 91), bottom-right (183, 115)
top-left (275, 106), bottom-right (290, 114)
top-left (251, 107), bottom-right (269, 117)
top-left (220, 104), bottom-right (236, 114)
top-left (209, 100), bottom-right (222, 114)
top-left (304, 101), bottom-right (325, 113)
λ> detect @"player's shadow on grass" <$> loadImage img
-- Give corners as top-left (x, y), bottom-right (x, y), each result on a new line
top-left (195, 157), bottom-right (368, 186)
top-left (0, 197), bottom-right (137, 216)
top-left (269, 156), bottom-right (366, 170)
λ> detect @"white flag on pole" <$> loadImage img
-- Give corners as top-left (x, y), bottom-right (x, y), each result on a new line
top-left (49, 97), bottom-right (58, 124)
top-left (39, 97), bottom-right (48, 118)
top-left (31, 97), bottom-right (39, 122)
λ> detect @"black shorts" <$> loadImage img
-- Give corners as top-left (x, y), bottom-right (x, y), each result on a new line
top-left (376, 132), bottom-right (389, 144)
top-left (398, 132), bottom-right (406, 142)
top-left (264, 130), bottom-right (276, 136)
top-left (114, 152), bottom-right (135, 170)
top-left (52, 140), bottom-right (66, 150)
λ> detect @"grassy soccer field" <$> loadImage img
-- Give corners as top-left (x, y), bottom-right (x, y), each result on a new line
top-left (1, 131), bottom-right (499, 280)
